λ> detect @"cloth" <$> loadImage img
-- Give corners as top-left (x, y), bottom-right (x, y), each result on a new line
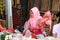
top-left (53, 23), bottom-right (60, 38)
top-left (15, 29), bottom-right (21, 34)
top-left (36, 34), bottom-right (44, 39)
top-left (8, 27), bottom-right (14, 33)
top-left (0, 25), bottom-right (6, 31)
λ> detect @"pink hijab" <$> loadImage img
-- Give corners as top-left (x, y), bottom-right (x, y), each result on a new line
top-left (30, 7), bottom-right (41, 19)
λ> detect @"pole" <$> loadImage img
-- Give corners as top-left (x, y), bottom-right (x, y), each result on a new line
top-left (6, 0), bottom-right (13, 28)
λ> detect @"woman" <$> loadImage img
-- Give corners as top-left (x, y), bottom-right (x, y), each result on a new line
top-left (23, 7), bottom-right (45, 38)
top-left (39, 11), bottom-right (52, 36)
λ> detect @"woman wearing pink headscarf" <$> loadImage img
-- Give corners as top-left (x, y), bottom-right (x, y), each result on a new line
top-left (23, 7), bottom-right (45, 38)
top-left (43, 11), bottom-right (52, 30)
top-left (39, 11), bottom-right (52, 32)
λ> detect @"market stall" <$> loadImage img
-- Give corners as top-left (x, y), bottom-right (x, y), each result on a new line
top-left (0, 32), bottom-right (60, 40)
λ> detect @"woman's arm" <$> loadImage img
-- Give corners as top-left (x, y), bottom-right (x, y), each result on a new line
top-left (53, 33), bottom-right (57, 37)
top-left (23, 21), bottom-right (30, 33)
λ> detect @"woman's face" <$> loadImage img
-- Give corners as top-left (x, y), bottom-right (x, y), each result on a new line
top-left (30, 10), bottom-right (34, 18)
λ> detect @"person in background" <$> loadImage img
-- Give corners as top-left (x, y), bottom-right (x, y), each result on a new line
top-left (40, 11), bottom-right (52, 36)
top-left (52, 12), bottom-right (60, 38)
